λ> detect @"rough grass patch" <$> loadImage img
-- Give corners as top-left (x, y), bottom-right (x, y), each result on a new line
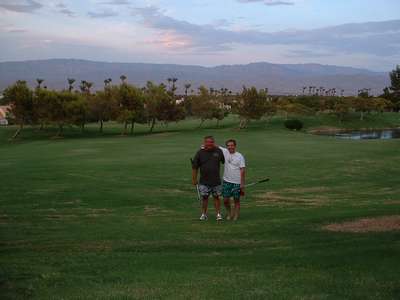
top-left (158, 188), bottom-right (187, 194)
top-left (86, 208), bottom-right (114, 218)
top-left (45, 214), bottom-right (78, 220)
top-left (255, 189), bottom-right (330, 207)
top-left (281, 186), bottom-right (330, 193)
top-left (384, 200), bottom-right (400, 205)
top-left (143, 205), bottom-right (175, 216)
top-left (323, 215), bottom-right (400, 233)
top-left (0, 214), bottom-right (10, 224)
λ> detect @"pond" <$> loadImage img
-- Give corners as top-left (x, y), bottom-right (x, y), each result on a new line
top-left (315, 129), bottom-right (400, 140)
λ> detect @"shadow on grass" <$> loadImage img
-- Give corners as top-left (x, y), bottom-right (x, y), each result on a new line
top-left (0, 117), bottom-right (241, 144)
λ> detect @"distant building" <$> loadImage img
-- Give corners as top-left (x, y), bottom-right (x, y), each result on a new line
top-left (0, 105), bottom-right (11, 125)
top-left (175, 97), bottom-right (185, 105)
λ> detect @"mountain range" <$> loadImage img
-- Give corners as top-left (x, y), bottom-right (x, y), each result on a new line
top-left (0, 59), bottom-right (390, 95)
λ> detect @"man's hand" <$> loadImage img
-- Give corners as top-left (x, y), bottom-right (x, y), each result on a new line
top-left (192, 178), bottom-right (198, 186)
top-left (240, 187), bottom-right (245, 196)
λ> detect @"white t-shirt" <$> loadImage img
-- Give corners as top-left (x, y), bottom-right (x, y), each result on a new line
top-left (219, 147), bottom-right (246, 184)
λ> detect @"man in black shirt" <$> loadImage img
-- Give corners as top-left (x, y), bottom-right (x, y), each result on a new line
top-left (192, 136), bottom-right (225, 221)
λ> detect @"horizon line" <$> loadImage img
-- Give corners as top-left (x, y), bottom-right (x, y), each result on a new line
top-left (0, 58), bottom-right (390, 73)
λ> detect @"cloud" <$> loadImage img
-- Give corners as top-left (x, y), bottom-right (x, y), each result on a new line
top-left (264, 1), bottom-right (294, 5)
top-left (132, 6), bottom-right (400, 57)
top-left (131, 6), bottom-right (238, 51)
top-left (286, 49), bottom-right (331, 58)
top-left (98, 0), bottom-right (130, 5)
top-left (56, 3), bottom-right (76, 17)
top-left (88, 10), bottom-right (118, 18)
top-left (238, 0), bottom-right (295, 6)
top-left (0, 25), bottom-right (27, 33)
top-left (8, 28), bottom-right (28, 33)
top-left (212, 19), bottom-right (233, 28)
top-left (0, 0), bottom-right (42, 13)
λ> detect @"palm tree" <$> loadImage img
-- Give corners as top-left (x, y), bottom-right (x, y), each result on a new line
top-left (120, 75), bottom-right (127, 84)
top-left (67, 78), bottom-right (75, 92)
top-left (184, 83), bottom-right (191, 96)
top-left (80, 80), bottom-right (87, 93)
top-left (172, 78), bottom-right (178, 92)
top-left (86, 82), bottom-right (93, 94)
top-left (104, 78), bottom-right (112, 87)
top-left (308, 86), bottom-right (312, 95)
top-left (167, 78), bottom-right (173, 89)
top-left (302, 87), bottom-right (307, 95)
top-left (36, 78), bottom-right (44, 89)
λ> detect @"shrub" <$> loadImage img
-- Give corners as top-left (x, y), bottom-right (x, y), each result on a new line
top-left (284, 119), bottom-right (303, 131)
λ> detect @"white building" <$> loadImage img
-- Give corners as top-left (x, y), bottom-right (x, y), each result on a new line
top-left (0, 106), bottom-right (10, 125)
top-left (175, 97), bottom-right (185, 105)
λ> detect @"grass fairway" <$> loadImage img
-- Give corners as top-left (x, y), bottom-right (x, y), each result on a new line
top-left (1, 115), bottom-right (400, 299)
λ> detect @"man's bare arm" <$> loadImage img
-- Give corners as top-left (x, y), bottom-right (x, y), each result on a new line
top-left (240, 168), bottom-right (246, 188)
top-left (192, 168), bottom-right (198, 185)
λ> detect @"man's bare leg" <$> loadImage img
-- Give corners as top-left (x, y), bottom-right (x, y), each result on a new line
top-left (202, 196), bottom-right (209, 215)
top-left (233, 199), bottom-right (240, 220)
top-left (214, 196), bottom-right (221, 216)
top-left (224, 197), bottom-right (232, 219)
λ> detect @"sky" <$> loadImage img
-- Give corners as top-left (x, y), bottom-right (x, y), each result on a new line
top-left (0, 0), bottom-right (399, 71)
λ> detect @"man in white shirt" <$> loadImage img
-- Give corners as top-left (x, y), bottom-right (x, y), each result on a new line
top-left (219, 139), bottom-right (246, 221)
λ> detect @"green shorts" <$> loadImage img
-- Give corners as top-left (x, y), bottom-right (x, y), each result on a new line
top-left (222, 181), bottom-right (241, 200)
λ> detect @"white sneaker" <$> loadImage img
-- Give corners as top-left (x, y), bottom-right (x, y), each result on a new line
top-left (216, 213), bottom-right (223, 221)
top-left (199, 214), bottom-right (208, 221)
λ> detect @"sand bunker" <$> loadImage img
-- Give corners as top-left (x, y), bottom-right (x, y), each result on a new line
top-left (324, 215), bottom-right (400, 233)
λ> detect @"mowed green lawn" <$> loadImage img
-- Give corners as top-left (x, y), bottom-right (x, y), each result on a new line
top-left (0, 115), bottom-right (400, 299)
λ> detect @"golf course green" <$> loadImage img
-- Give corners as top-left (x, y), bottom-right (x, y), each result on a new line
top-left (1, 114), bottom-right (400, 299)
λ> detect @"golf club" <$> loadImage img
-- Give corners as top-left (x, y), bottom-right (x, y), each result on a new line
top-left (190, 158), bottom-right (202, 205)
top-left (232, 178), bottom-right (270, 192)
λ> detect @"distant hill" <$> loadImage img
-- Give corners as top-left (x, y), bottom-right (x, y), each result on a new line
top-left (0, 59), bottom-right (390, 95)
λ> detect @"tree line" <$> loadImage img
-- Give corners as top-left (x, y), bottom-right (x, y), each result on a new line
top-left (1, 65), bottom-right (399, 139)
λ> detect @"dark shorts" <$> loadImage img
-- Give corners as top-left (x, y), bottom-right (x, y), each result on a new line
top-left (198, 184), bottom-right (222, 198)
top-left (222, 181), bottom-right (241, 200)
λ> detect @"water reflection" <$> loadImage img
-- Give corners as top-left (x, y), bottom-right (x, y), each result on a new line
top-left (334, 129), bottom-right (400, 140)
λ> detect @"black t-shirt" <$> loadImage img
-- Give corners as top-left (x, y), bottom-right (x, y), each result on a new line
top-left (192, 147), bottom-right (225, 187)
